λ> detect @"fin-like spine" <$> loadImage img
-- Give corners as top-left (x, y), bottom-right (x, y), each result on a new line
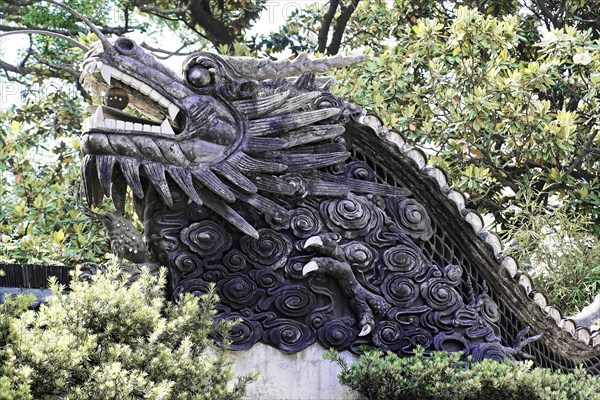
top-left (120, 158), bottom-right (144, 198)
top-left (266, 91), bottom-right (321, 116)
top-left (212, 162), bottom-right (258, 194)
top-left (96, 155), bottom-right (116, 197)
top-left (248, 108), bottom-right (340, 137)
top-left (304, 179), bottom-right (350, 196)
top-left (265, 151), bottom-right (350, 172)
top-left (252, 175), bottom-right (297, 195)
top-left (232, 189), bottom-right (288, 217)
top-left (233, 90), bottom-right (289, 118)
top-left (143, 162), bottom-right (173, 207)
top-left (197, 188), bottom-right (259, 239)
top-left (245, 137), bottom-right (290, 153)
top-left (168, 167), bottom-right (203, 205)
top-left (279, 125), bottom-right (345, 148)
top-left (293, 72), bottom-right (316, 90)
top-left (311, 172), bottom-right (412, 197)
top-left (236, 154), bottom-right (287, 173)
top-left (193, 169), bottom-right (236, 203)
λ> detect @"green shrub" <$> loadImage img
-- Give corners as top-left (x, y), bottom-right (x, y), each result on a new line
top-left (325, 346), bottom-right (600, 400)
top-left (0, 273), bottom-right (34, 400)
top-left (0, 264), bottom-right (255, 400)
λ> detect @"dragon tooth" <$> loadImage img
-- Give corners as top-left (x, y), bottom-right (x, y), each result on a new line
top-left (82, 117), bottom-right (90, 132)
top-left (116, 120), bottom-right (125, 130)
top-left (158, 96), bottom-right (170, 108)
top-left (168, 103), bottom-right (180, 121)
top-left (148, 89), bottom-right (160, 101)
top-left (168, 167), bottom-right (203, 206)
top-left (151, 125), bottom-right (161, 134)
top-left (121, 73), bottom-right (132, 84)
top-left (134, 123), bottom-right (143, 131)
top-left (105, 119), bottom-right (116, 130)
top-left (112, 69), bottom-right (123, 80)
top-left (139, 83), bottom-right (151, 95)
top-left (125, 122), bottom-right (134, 131)
top-left (143, 124), bottom-right (153, 132)
top-left (160, 119), bottom-right (175, 135)
top-left (93, 106), bottom-right (105, 127)
top-left (82, 155), bottom-right (103, 206)
top-left (100, 64), bottom-right (112, 85)
top-left (129, 78), bottom-right (141, 89)
top-left (120, 158), bottom-right (144, 199)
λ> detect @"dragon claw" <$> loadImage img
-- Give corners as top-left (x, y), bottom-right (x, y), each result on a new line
top-left (302, 261), bottom-right (320, 276)
top-left (301, 256), bottom-right (388, 337)
top-left (359, 324), bottom-right (372, 337)
top-left (303, 235), bottom-right (324, 249)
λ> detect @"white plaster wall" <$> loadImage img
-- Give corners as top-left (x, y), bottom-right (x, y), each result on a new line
top-left (230, 343), bottom-right (364, 400)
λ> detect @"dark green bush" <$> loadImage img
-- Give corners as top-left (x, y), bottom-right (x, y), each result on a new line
top-left (325, 346), bottom-right (600, 400)
top-left (0, 264), bottom-right (255, 400)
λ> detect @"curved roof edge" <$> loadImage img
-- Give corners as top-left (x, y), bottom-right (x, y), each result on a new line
top-left (358, 114), bottom-right (599, 349)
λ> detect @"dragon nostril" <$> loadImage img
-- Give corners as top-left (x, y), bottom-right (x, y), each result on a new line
top-left (115, 37), bottom-right (135, 52)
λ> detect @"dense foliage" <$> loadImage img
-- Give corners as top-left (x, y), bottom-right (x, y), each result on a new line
top-left (0, 90), bottom-right (108, 264)
top-left (0, 265), bottom-right (254, 399)
top-left (326, 346), bottom-right (600, 400)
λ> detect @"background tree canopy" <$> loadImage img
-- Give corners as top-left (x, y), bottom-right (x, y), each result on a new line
top-left (0, 0), bottom-right (598, 314)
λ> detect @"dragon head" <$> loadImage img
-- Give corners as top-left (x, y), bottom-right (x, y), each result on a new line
top-left (79, 37), bottom-right (407, 238)
top-left (79, 38), bottom-right (242, 208)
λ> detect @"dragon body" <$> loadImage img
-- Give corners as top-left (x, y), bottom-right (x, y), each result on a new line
top-left (79, 38), bottom-right (600, 373)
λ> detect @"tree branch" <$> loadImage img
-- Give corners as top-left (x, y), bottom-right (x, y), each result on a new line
top-left (140, 42), bottom-right (196, 59)
top-left (187, 0), bottom-right (235, 48)
top-left (317, 0), bottom-right (339, 54)
top-left (535, 0), bottom-right (561, 29)
top-left (565, 128), bottom-right (599, 177)
top-left (327, 0), bottom-right (361, 55)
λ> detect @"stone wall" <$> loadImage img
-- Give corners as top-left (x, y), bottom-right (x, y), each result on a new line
top-left (231, 343), bottom-right (363, 400)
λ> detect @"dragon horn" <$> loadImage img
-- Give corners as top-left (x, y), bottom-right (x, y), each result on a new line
top-left (0, 30), bottom-right (89, 51)
top-left (224, 53), bottom-right (368, 80)
top-left (41, 0), bottom-right (114, 53)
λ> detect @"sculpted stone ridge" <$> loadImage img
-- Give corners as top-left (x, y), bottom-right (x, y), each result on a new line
top-left (79, 37), bottom-right (600, 373)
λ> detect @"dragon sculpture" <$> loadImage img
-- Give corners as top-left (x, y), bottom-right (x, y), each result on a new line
top-left (75, 32), bottom-right (600, 373)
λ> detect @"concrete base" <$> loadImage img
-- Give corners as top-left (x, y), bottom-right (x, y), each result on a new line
top-left (230, 343), bottom-right (363, 400)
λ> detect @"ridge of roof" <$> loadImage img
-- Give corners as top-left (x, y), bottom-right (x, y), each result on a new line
top-left (359, 113), bottom-right (599, 349)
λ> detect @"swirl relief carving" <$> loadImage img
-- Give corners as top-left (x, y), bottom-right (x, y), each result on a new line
top-left (145, 159), bottom-right (510, 360)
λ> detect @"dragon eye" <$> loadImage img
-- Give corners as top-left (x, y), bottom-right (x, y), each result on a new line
top-left (187, 64), bottom-right (212, 88)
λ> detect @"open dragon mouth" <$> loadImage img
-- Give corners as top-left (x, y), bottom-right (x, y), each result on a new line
top-left (80, 59), bottom-right (182, 136)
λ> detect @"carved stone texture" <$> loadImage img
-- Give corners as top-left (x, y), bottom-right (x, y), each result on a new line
top-left (78, 37), bottom-right (600, 374)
